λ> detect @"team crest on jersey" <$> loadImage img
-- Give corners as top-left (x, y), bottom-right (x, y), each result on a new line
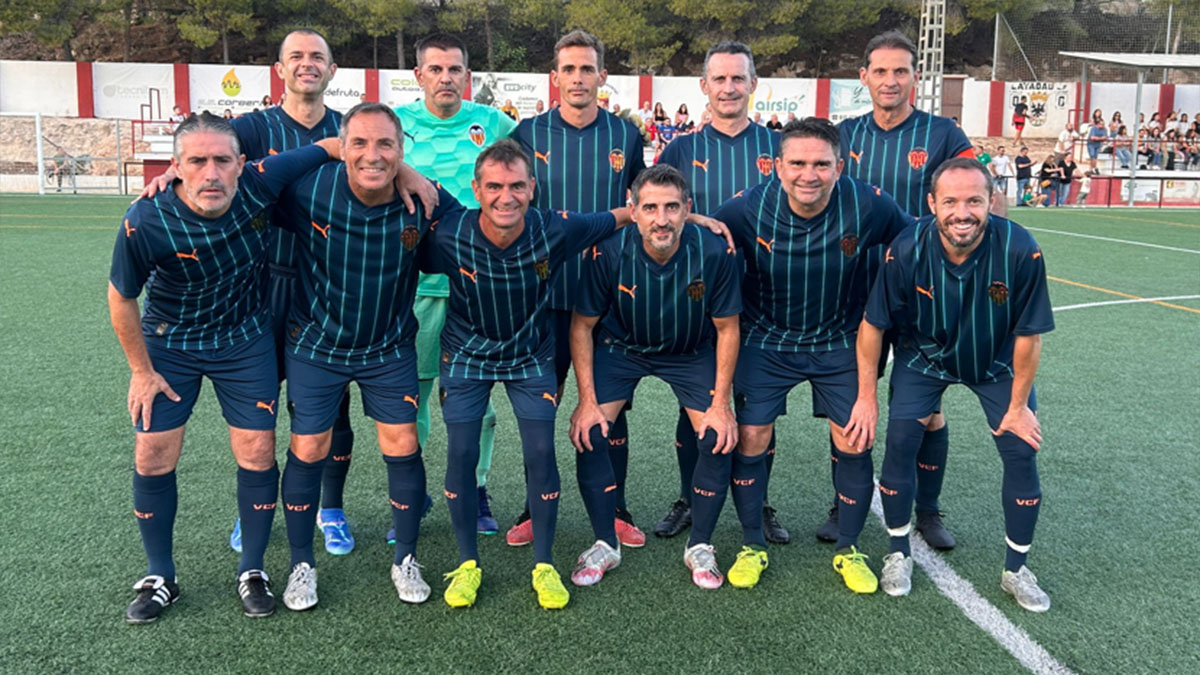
top-left (908, 147), bottom-right (928, 170)
top-left (756, 154), bottom-right (773, 176)
top-left (609, 148), bottom-right (626, 173)
top-left (468, 123), bottom-right (486, 147)
top-left (534, 257), bottom-right (551, 280)
top-left (400, 224), bottom-right (420, 251)
top-left (687, 278), bottom-right (706, 301)
top-left (840, 235), bottom-right (859, 258)
top-left (250, 213), bottom-right (267, 232)
top-left (988, 281), bottom-right (1010, 306)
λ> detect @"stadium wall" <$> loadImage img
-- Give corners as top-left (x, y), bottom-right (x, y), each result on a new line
top-left (2, 60), bottom-right (1197, 141)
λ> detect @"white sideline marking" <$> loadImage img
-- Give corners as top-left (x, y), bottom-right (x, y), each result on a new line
top-left (1025, 226), bottom-right (1200, 255)
top-left (1053, 295), bottom-right (1200, 312)
top-left (869, 489), bottom-right (1075, 674)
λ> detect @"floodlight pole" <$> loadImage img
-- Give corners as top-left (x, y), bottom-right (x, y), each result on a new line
top-left (1163, 4), bottom-right (1173, 84)
top-left (992, 13), bottom-right (1000, 82)
top-left (35, 113), bottom-right (45, 196)
top-left (1129, 68), bottom-right (1144, 207)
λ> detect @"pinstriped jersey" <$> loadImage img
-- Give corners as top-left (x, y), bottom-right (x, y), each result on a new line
top-left (712, 176), bottom-right (913, 352)
top-left (419, 208), bottom-right (617, 379)
top-left (865, 216), bottom-right (1054, 384)
top-left (276, 164), bottom-right (459, 365)
top-left (656, 122), bottom-right (780, 216)
top-left (576, 225), bottom-right (741, 355)
top-left (513, 109), bottom-right (646, 310)
top-left (110, 145), bottom-right (332, 350)
top-left (231, 106), bottom-right (343, 270)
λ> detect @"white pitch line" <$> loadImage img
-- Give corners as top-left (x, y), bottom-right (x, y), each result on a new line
top-left (1025, 226), bottom-right (1200, 255)
top-left (1052, 295), bottom-right (1200, 312)
top-left (869, 489), bottom-right (1076, 675)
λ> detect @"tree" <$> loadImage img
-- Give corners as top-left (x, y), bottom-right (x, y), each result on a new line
top-left (564, 0), bottom-right (681, 73)
top-left (177, 0), bottom-right (257, 64)
top-left (332, 0), bottom-right (417, 69)
top-left (667, 0), bottom-right (810, 65)
top-left (0, 0), bottom-right (93, 60)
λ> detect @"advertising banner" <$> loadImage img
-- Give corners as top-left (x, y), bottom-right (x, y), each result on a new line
top-left (189, 64), bottom-right (270, 116)
top-left (828, 79), bottom-right (873, 123)
top-left (749, 78), bottom-right (816, 121)
top-left (0, 61), bottom-right (79, 116)
top-left (599, 75), bottom-right (640, 115)
top-left (470, 72), bottom-right (549, 120)
top-left (93, 62), bottom-right (173, 120)
top-left (379, 69), bottom-right (424, 108)
top-left (651, 77), bottom-right (708, 127)
top-left (322, 68), bottom-right (367, 113)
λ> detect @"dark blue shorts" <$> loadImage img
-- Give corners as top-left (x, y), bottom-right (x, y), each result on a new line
top-left (887, 359), bottom-right (1037, 428)
top-left (440, 371), bottom-right (558, 424)
top-left (141, 330), bottom-right (278, 433)
top-left (594, 347), bottom-right (716, 412)
top-left (285, 347), bottom-right (419, 434)
top-left (733, 345), bottom-right (858, 427)
top-left (268, 264), bottom-right (298, 381)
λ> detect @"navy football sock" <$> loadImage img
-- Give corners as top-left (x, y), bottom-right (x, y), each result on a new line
top-left (385, 450), bottom-right (426, 563)
top-left (281, 450), bottom-right (325, 567)
top-left (575, 425), bottom-right (618, 548)
top-left (763, 430), bottom-right (776, 501)
top-left (880, 419), bottom-right (926, 557)
top-left (686, 430), bottom-right (731, 547)
top-left (445, 420), bottom-right (482, 563)
top-left (608, 411), bottom-right (630, 512)
top-left (833, 443), bottom-right (874, 550)
top-left (675, 408), bottom-right (698, 505)
top-left (519, 418), bottom-right (560, 565)
top-left (996, 432), bottom-right (1041, 571)
top-left (236, 464), bottom-right (278, 574)
top-left (321, 392), bottom-right (355, 509)
top-left (829, 447), bottom-right (839, 502)
top-left (731, 451), bottom-right (768, 547)
top-left (914, 425), bottom-right (949, 512)
top-left (133, 470), bottom-right (177, 579)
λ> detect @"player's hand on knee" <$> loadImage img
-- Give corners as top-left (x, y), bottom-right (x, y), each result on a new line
top-left (699, 405), bottom-right (738, 455)
top-left (135, 169), bottom-right (176, 202)
top-left (844, 398), bottom-right (878, 451)
top-left (992, 406), bottom-right (1042, 451)
top-left (128, 370), bottom-right (180, 430)
top-left (569, 403), bottom-right (609, 452)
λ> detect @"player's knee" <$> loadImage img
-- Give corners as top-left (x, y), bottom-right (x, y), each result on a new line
top-left (737, 425), bottom-right (772, 456)
top-left (378, 424), bottom-right (418, 457)
top-left (290, 431), bottom-right (331, 463)
top-left (231, 429), bottom-right (275, 470)
top-left (925, 411), bottom-right (946, 431)
top-left (828, 424), bottom-right (864, 454)
top-left (134, 430), bottom-right (184, 475)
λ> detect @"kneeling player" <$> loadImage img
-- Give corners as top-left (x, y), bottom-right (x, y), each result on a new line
top-left (110, 113), bottom-right (338, 622)
top-left (568, 165), bottom-right (740, 589)
top-left (847, 157), bottom-right (1054, 611)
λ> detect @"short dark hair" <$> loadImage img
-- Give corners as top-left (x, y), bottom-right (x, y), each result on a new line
top-left (416, 33), bottom-right (469, 69)
top-left (554, 29), bottom-right (605, 72)
top-left (862, 30), bottom-right (917, 71)
top-left (340, 102), bottom-right (403, 141)
top-left (779, 117), bottom-right (841, 160)
top-left (703, 41), bottom-right (756, 79)
top-left (930, 156), bottom-right (994, 197)
top-left (173, 111), bottom-right (240, 159)
top-left (278, 28), bottom-right (333, 64)
top-left (630, 164), bottom-right (690, 206)
top-left (474, 138), bottom-right (532, 181)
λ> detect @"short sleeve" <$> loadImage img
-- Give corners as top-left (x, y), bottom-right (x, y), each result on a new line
top-left (708, 242), bottom-right (742, 318)
top-left (560, 211), bottom-right (618, 254)
top-left (574, 238), bottom-right (614, 317)
top-left (710, 192), bottom-right (752, 250)
top-left (626, 133), bottom-right (647, 177)
top-left (864, 240), bottom-right (909, 330)
top-left (946, 121), bottom-right (974, 158)
top-left (239, 145), bottom-right (330, 207)
top-left (868, 187), bottom-right (918, 246)
top-left (417, 219), bottom-right (445, 275)
top-left (1012, 242), bottom-right (1055, 336)
top-left (428, 185), bottom-right (467, 224)
top-left (494, 110), bottom-right (518, 138)
top-left (109, 206), bottom-right (155, 299)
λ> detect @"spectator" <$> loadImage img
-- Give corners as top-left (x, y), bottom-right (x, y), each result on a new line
top-left (167, 105), bottom-right (186, 133)
top-left (260, 95), bottom-right (273, 108)
top-left (1176, 112), bottom-right (1189, 136)
top-left (1113, 125), bottom-right (1133, 168)
top-left (752, 112), bottom-right (763, 125)
top-left (975, 144), bottom-right (992, 168)
top-left (1015, 146), bottom-right (1034, 197)
top-left (1075, 174), bottom-right (1091, 206)
top-left (536, 99), bottom-right (546, 115)
top-left (222, 108), bottom-right (234, 120)
top-left (991, 145), bottom-right (1013, 197)
top-left (639, 101), bottom-right (653, 126)
top-left (1038, 154), bottom-right (1062, 207)
top-left (1086, 109), bottom-right (1107, 175)
top-left (1163, 129), bottom-right (1179, 171)
top-left (1108, 111), bottom-right (1123, 135)
top-left (500, 98), bottom-right (519, 121)
top-left (786, 111), bottom-right (797, 124)
top-left (1012, 95), bottom-right (1029, 143)
top-left (697, 103), bottom-right (711, 131)
top-left (765, 113), bottom-right (783, 131)
top-left (1019, 182), bottom-right (1048, 207)
top-left (550, 99), bottom-right (560, 110)
top-left (674, 104), bottom-right (692, 132)
top-left (1059, 154), bottom-right (1078, 207)
top-left (1183, 129), bottom-right (1199, 169)
top-left (612, 103), bottom-right (622, 115)
top-left (952, 115), bottom-right (960, 127)
top-left (653, 102), bottom-right (669, 126)
top-left (1147, 112), bottom-right (1161, 132)
top-left (1054, 120), bottom-right (1078, 161)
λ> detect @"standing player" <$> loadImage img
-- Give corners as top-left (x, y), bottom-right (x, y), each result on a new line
top-left (110, 113), bottom-right (339, 622)
top-left (567, 165), bottom-right (741, 589)
top-left (710, 118), bottom-right (912, 591)
top-left (419, 140), bottom-right (634, 610)
top-left (395, 33), bottom-right (517, 538)
top-left (273, 104), bottom-right (459, 609)
top-left (833, 30), bottom-right (976, 550)
top-left (653, 41), bottom-right (784, 543)
top-left (509, 29), bottom-right (648, 549)
top-left (847, 158), bottom-right (1054, 611)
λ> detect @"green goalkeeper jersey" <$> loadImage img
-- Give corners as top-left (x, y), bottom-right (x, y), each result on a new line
top-left (396, 99), bottom-right (517, 297)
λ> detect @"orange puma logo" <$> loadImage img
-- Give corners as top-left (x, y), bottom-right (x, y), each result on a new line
top-left (254, 160), bottom-right (266, 173)
top-left (540, 491), bottom-right (560, 501)
top-left (591, 246), bottom-right (602, 260)
top-left (604, 484), bottom-right (618, 493)
top-left (755, 236), bottom-right (774, 253)
top-left (878, 484), bottom-right (898, 496)
top-left (1015, 497), bottom-right (1041, 507)
top-left (618, 284), bottom-right (637, 298)
top-left (444, 489), bottom-right (458, 499)
top-left (916, 285), bottom-right (934, 299)
top-left (459, 267), bottom-right (478, 283)
top-left (559, 210), bottom-right (569, 219)
top-left (268, 148), bottom-right (278, 155)
top-left (134, 509), bottom-right (153, 519)
top-left (403, 394), bottom-right (418, 408)
top-left (874, 186), bottom-right (882, 196)
top-left (390, 498), bottom-right (410, 510)
top-left (256, 400), bottom-right (276, 415)
top-left (849, 150), bottom-right (862, 162)
top-left (1032, 251), bottom-right (1042, 259)
top-left (837, 492), bottom-right (857, 505)
top-left (885, 247), bottom-right (895, 263)
top-left (176, 248), bottom-right (199, 261)
top-left (252, 502), bottom-right (276, 510)
top-left (123, 219), bottom-right (136, 237)
top-left (534, 150), bottom-right (551, 164)
top-left (311, 221), bottom-right (331, 238)
top-left (541, 392), bottom-right (558, 406)
top-left (692, 159), bottom-right (709, 171)
top-left (285, 503), bottom-right (310, 512)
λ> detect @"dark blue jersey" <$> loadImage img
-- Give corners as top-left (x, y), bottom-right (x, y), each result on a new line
top-left (657, 122), bottom-right (780, 216)
top-left (277, 164), bottom-right (459, 365)
top-left (713, 176), bottom-right (914, 352)
top-left (865, 215), bottom-right (1054, 384)
top-left (512, 109), bottom-right (646, 310)
top-left (419, 208), bottom-right (617, 380)
top-left (575, 224), bottom-right (741, 356)
top-left (110, 145), bottom-right (331, 350)
top-left (231, 106), bottom-right (343, 270)
top-left (837, 109), bottom-right (973, 218)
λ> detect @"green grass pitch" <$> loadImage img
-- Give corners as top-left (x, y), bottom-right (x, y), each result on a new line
top-left (1, 195), bottom-right (1197, 673)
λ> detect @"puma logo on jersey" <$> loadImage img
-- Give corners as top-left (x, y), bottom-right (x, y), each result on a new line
top-left (123, 219), bottom-right (136, 237)
top-left (692, 159), bottom-right (710, 171)
top-left (849, 150), bottom-right (862, 162)
top-left (885, 247), bottom-right (895, 263)
top-left (254, 160), bottom-right (266, 173)
top-left (256, 400), bottom-right (276, 415)
top-left (311, 221), bottom-right (331, 238)
top-left (1032, 251), bottom-right (1042, 259)
top-left (459, 267), bottom-right (478, 283)
top-left (591, 245), bottom-right (602, 260)
top-left (534, 150), bottom-right (551, 164)
top-left (618, 284), bottom-right (637, 298)
top-left (176, 248), bottom-right (199, 261)
top-left (755, 237), bottom-right (774, 253)
top-left (268, 148), bottom-right (278, 155)
top-left (916, 285), bottom-right (934, 299)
